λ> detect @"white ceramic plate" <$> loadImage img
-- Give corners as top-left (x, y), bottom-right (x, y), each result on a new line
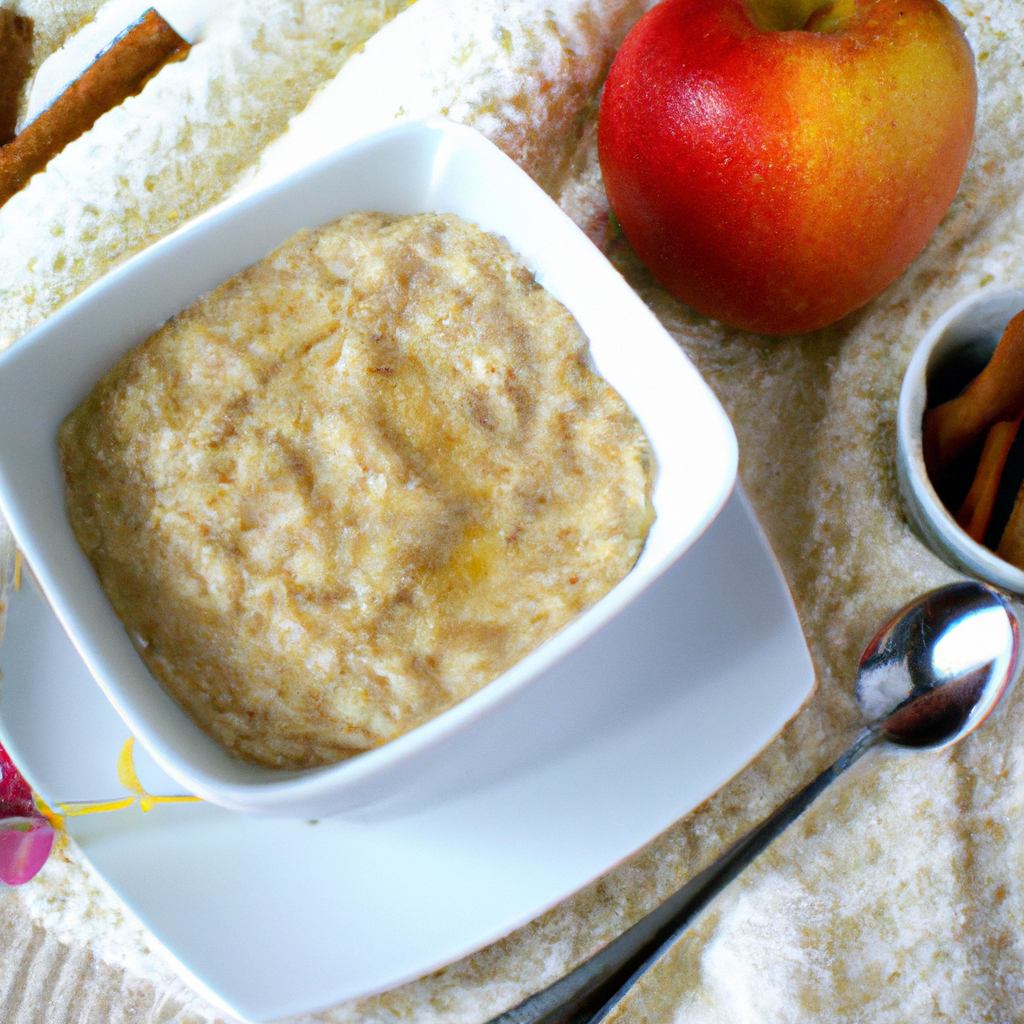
top-left (0, 120), bottom-right (738, 817)
top-left (0, 488), bottom-right (814, 1022)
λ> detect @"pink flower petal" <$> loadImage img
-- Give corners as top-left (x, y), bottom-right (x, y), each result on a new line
top-left (0, 817), bottom-right (55, 885)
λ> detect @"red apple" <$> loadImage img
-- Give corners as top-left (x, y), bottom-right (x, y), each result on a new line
top-left (598, 0), bottom-right (977, 335)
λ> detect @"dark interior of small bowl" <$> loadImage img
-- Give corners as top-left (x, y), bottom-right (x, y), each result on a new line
top-left (925, 332), bottom-right (999, 516)
top-left (926, 334), bottom-right (996, 407)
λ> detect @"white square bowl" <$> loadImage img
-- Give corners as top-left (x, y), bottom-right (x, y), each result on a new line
top-left (0, 119), bottom-right (737, 817)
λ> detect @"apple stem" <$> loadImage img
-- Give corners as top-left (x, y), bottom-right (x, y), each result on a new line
top-left (803, 2), bottom-right (835, 30)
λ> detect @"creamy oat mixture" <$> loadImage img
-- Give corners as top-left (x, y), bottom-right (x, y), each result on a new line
top-left (58, 212), bottom-right (654, 769)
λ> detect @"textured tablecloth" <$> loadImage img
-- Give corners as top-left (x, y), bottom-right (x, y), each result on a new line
top-left (2, 0), bottom-right (1024, 1021)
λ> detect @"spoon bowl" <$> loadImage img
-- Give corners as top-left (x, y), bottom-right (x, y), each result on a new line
top-left (857, 580), bottom-right (1019, 749)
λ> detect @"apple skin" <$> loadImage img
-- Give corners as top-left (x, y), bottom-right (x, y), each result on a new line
top-left (598, 0), bottom-right (977, 335)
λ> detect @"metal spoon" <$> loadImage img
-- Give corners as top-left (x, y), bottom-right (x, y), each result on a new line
top-left (490, 580), bottom-right (1021, 1024)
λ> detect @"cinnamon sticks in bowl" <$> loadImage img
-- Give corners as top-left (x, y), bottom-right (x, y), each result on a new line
top-left (924, 309), bottom-right (1024, 555)
top-left (897, 289), bottom-right (1024, 593)
top-left (0, 9), bottom-right (189, 211)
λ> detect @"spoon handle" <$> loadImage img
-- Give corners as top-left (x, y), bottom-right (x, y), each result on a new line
top-left (488, 726), bottom-right (881, 1024)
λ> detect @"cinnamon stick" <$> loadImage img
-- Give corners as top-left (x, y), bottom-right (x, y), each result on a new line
top-left (923, 309), bottom-right (1024, 484)
top-left (0, 9), bottom-right (189, 210)
top-left (0, 10), bottom-right (33, 147)
top-left (997, 479), bottom-right (1024, 570)
top-left (956, 411), bottom-right (1024, 543)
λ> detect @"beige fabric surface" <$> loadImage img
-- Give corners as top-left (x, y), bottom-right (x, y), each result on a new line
top-left (1, 0), bottom-right (1023, 1021)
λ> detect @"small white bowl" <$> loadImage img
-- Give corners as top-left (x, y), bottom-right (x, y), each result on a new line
top-left (0, 120), bottom-right (737, 817)
top-left (897, 287), bottom-right (1024, 592)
